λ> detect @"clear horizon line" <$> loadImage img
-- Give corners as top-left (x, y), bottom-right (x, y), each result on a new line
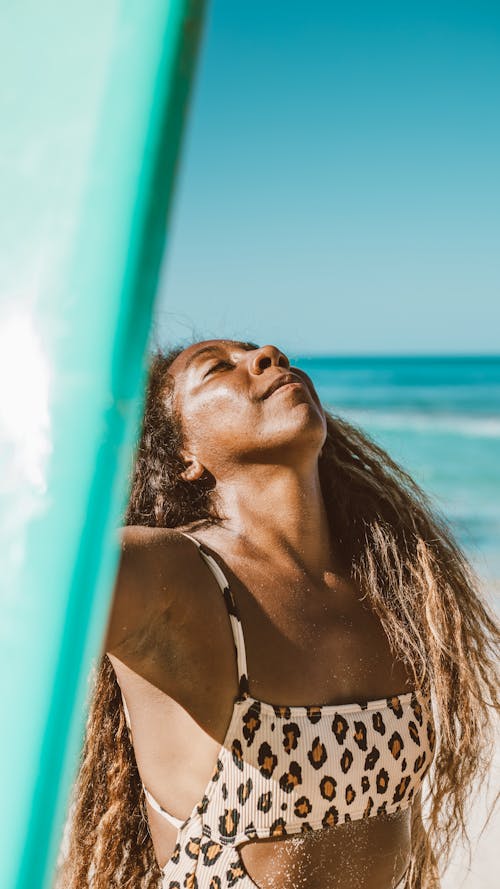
top-left (291, 352), bottom-right (500, 360)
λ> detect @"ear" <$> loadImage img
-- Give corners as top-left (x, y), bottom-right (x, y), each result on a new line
top-left (179, 452), bottom-right (206, 482)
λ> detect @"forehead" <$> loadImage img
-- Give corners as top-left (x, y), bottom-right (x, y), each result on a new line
top-left (169, 339), bottom-right (261, 376)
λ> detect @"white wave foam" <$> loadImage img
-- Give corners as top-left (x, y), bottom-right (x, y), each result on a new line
top-left (339, 409), bottom-right (500, 439)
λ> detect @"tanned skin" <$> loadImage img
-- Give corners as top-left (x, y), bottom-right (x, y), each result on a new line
top-left (104, 340), bottom-right (417, 889)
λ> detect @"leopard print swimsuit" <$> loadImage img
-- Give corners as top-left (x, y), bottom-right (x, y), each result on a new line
top-left (118, 531), bottom-right (435, 889)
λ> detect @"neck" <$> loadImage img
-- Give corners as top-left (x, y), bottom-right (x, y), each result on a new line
top-left (213, 460), bottom-right (334, 579)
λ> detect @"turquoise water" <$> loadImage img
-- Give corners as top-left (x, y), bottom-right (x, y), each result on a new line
top-left (294, 356), bottom-right (500, 588)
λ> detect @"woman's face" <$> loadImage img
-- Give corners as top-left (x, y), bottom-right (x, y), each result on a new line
top-left (168, 339), bottom-right (327, 481)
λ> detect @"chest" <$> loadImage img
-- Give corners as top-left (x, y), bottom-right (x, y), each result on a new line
top-left (220, 569), bottom-right (411, 708)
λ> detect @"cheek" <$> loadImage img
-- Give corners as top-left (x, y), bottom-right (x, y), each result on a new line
top-left (183, 390), bottom-right (257, 451)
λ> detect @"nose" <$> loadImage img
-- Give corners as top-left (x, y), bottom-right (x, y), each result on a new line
top-left (250, 344), bottom-right (290, 374)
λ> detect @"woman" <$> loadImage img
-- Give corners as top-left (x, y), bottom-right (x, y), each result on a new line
top-left (58, 339), bottom-right (499, 889)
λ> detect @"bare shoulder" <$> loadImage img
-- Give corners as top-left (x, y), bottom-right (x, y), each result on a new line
top-left (103, 524), bottom-right (202, 656)
top-left (115, 525), bottom-right (199, 596)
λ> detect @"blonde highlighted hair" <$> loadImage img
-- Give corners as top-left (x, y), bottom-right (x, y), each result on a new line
top-left (56, 346), bottom-right (499, 888)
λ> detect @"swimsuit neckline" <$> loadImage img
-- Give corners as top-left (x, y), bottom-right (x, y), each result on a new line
top-left (235, 687), bottom-right (430, 716)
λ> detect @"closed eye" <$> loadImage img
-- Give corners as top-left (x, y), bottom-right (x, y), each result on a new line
top-left (204, 359), bottom-right (234, 377)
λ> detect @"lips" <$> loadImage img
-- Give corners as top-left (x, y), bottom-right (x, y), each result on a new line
top-left (261, 373), bottom-right (306, 400)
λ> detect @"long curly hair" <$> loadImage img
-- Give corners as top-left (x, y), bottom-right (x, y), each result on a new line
top-left (56, 341), bottom-right (499, 888)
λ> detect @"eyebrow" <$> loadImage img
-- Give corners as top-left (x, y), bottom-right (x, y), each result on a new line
top-left (183, 341), bottom-right (260, 371)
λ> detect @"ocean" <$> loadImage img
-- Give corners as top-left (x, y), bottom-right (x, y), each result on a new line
top-left (294, 355), bottom-right (500, 591)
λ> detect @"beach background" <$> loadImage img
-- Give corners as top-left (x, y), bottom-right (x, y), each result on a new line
top-left (149, 2), bottom-right (500, 883)
top-left (298, 354), bottom-right (500, 590)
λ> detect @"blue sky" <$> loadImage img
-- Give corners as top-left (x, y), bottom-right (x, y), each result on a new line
top-left (154, 0), bottom-right (500, 356)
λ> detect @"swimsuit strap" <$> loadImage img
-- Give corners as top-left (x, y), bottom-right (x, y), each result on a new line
top-left (142, 785), bottom-right (185, 829)
top-left (180, 531), bottom-right (250, 700)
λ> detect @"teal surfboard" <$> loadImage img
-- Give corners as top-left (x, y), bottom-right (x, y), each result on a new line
top-left (0, 3), bottom-right (206, 887)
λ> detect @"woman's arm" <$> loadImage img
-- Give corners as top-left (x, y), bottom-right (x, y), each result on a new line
top-left (101, 525), bottom-right (192, 656)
